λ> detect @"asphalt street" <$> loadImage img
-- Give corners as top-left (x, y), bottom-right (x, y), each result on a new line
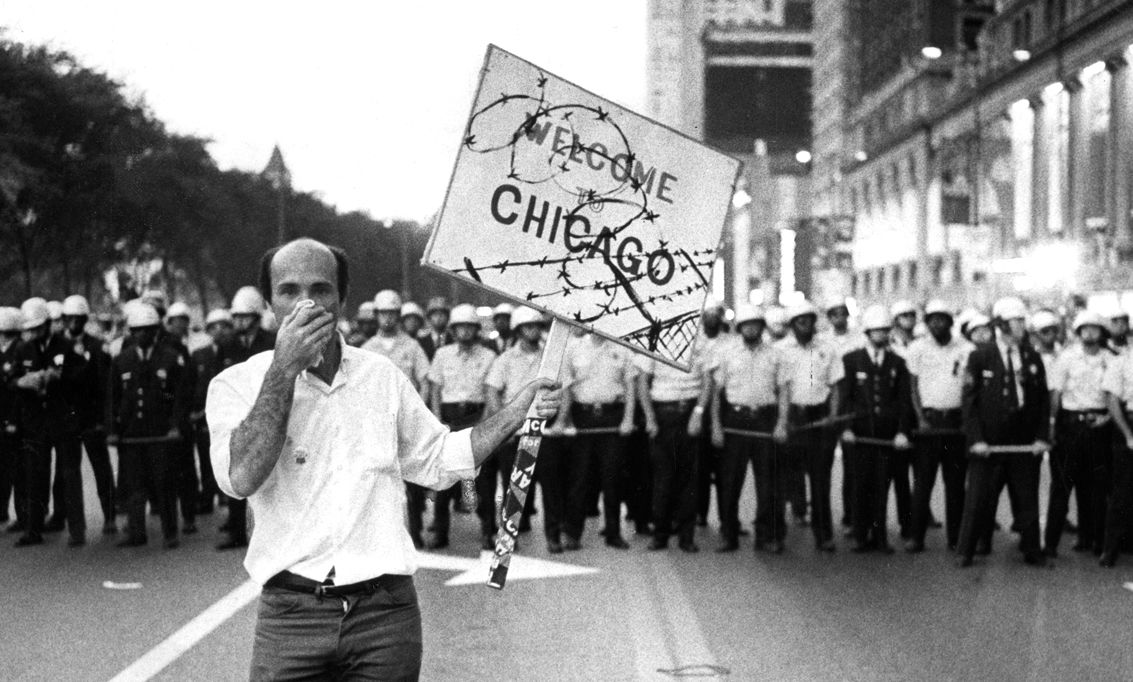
top-left (1, 450), bottom-right (1131, 681)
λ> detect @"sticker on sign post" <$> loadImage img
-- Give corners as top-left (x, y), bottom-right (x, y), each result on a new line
top-left (422, 45), bottom-right (740, 370)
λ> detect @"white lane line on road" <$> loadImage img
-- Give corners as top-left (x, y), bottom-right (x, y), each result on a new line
top-left (621, 554), bottom-right (718, 679)
top-left (109, 580), bottom-right (260, 682)
top-left (1124, 582), bottom-right (1133, 593)
top-left (647, 555), bottom-right (717, 672)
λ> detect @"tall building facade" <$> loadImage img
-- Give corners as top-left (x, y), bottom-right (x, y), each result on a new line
top-left (646, 0), bottom-right (815, 307)
top-left (812, 0), bottom-right (1133, 310)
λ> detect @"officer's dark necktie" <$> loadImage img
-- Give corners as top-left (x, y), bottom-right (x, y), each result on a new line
top-left (1005, 347), bottom-right (1021, 410)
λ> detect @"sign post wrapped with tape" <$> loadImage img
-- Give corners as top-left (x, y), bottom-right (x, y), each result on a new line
top-left (423, 46), bottom-right (740, 587)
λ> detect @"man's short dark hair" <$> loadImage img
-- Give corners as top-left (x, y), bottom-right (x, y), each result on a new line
top-left (259, 240), bottom-right (350, 303)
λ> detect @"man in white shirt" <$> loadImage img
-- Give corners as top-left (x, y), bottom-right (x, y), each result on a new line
top-left (906, 300), bottom-right (972, 552)
top-left (207, 239), bottom-right (561, 680)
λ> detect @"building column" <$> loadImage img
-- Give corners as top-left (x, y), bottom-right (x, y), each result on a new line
top-left (916, 134), bottom-right (933, 300)
top-left (1030, 95), bottom-right (1049, 239)
top-left (1066, 76), bottom-right (1088, 238)
top-left (1108, 55), bottom-right (1131, 244)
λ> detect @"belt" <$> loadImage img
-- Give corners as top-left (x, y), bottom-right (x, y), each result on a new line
top-left (1060, 409), bottom-right (1108, 424)
top-left (264, 570), bottom-right (407, 598)
top-left (728, 404), bottom-right (776, 415)
top-left (653, 399), bottom-right (697, 410)
top-left (441, 401), bottom-right (484, 411)
top-left (923, 407), bottom-right (961, 417)
top-left (575, 401), bottom-right (623, 411)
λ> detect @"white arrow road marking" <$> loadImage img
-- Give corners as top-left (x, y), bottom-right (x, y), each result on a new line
top-left (416, 550), bottom-right (599, 586)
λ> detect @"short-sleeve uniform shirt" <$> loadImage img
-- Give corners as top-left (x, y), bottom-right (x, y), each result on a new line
top-left (362, 332), bottom-right (430, 390)
top-left (634, 354), bottom-right (704, 402)
top-left (428, 343), bottom-right (496, 404)
top-left (778, 334), bottom-right (843, 406)
top-left (905, 335), bottom-right (973, 410)
top-left (563, 336), bottom-right (635, 404)
top-left (1051, 344), bottom-right (1111, 411)
top-left (711, 336), bottom-right (784, 408)
top-left (485, 342), bottom-right (542, 403)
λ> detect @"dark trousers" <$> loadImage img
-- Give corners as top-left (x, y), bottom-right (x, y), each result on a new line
top-left (82, 430), bottom-right (116, 524)
top-left (696, 411), bottom-right (716, 523)
top-left (720, 406), bottom-right (782, 543)
top-left (1103, 428), bottom-right (1133, 558)
top-left (431, 403), bottom-right (484, 540)
top-left (250, 577), bottom-right (421, 681)
top-left (848, 443), bottom-right (893, 548)
top-left (194, 420), bottom-right (219, 503)
top-left (890, 450), bottom-right (911, 535)
top-left (841, 445), bottom-right (853, 527)
top-left (49, 433), bottom-right (87, 540)
top-left (475, 438), bottom-right (533, 537)
top-left (1046, 411), bottom-right (1111, 553)
top-left (174, 428), bottom-right (198, 527)
top-left (789, 404), bottom-right (835, 546)
top-left (571, 404), bottom-right (626, 540)
top-left (957, 448), bottom-right (1042, 560)
top-left (911, 409), bottom-right (966, 547)
top-left (649, 401), bottom-right (698, 543)
top-left (21, 434), bottom-right (53, 537)
top-left (536, 436), bottom-right (569, 539)
top-left (119, 442), bottom-right (178, 541)
top-left (55, 434), bottom-right (87, 540)
top-left (0, 430), bottom-right (17, 521)
top-left (626, 406), bottom-right (652, 529)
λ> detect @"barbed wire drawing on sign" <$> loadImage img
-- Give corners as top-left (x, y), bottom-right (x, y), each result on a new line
top-left (446, 57), bottom-right (715, 364)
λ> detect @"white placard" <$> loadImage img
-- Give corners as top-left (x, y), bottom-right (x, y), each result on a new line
top-left (423, 46), bottom-right (740, 368)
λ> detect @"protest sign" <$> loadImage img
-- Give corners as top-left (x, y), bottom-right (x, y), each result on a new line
top-left (423, 45), bottom-right (740, 369)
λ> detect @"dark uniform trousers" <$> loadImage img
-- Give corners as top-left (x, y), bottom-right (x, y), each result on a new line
top-left (956, 413), bottom-right (1043, 560)
top-left (696, 409), bottom-right (717, 525)
top-left (50, 430), bottom-right (115, 529)
top-left (649, 400), bottom-right (698, 544)
top-left (430, 402), bottom-right (484, 541)
top-left (19, 433), bottom-right (56, 538)
top-left (1046, 409), bottom-right (1111, 553)
top-left (193, 419), bottom-right (218, 505)
top-left (719, 404), bottom-right (782, 544)
top-left (625, 404), bottom-right (653, 531)
top-left (567, 402), bottom-right (625, 540)
top-left (48, 430), bottom-right (88, 538)
top-left (0, 430), bottom-right (18, 523)
top-left (910, 408), bottom-right (967, 547)
top-left (846, 441), bottom-right (895, 548)
top-left (1102, 423), bottom-right (1133, 560)
top-left (119, 443), bottom-right (178, 541)
top-left (787, 403), bottom-right (836, 547)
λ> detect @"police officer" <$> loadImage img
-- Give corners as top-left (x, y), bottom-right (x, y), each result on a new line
top-left (957, 296), bottom-right (1050, 568)
top-left (13, 297), bottom-right (84, 547)
top-left (1045, 310), bottom-right (1112, 557)
top-left (1108, 306), bottom-right (1130, 353)
top-left (889, 300), bottom-right (918, 355)
top-left (690, 299), bottom-right (730, 529)
top-left (426, 303), bottom-right (496, 549)
top-left (0, 307), bottom-right (23, 529)
top-left (1100, 332), bottom-right (1133, 567)
top-left (362, 290), bottom-right (431, 547)
top-left (823, 297), bottom-right (859, 531)
top-left (1030, 310), bottom-right (1063, 372)
top-left (709, 304), bottom-right (789, 552)
top-left (160, 301), bottom-right (200, 536)
top-left (419, 296), bottom-right (452, 361)
top-left (840, 305), bottom-right (913, 554)
top-left (636, 330), bottom-right (710, 553)
top-left (555, 330), bottom-right (636, 551)
top-left (489, 303), bottom-right (514, 354)
top-left (779, 301), bottom-right (843, 551)
top-left (60, 294), bottom-right (117, 535)
top-left (400, 301), bottom-right (427, 346)
top-left (190, 309), bottom-right (236, 514)
top-left (482, 307), bottom-right (545, 549)
top-left (346, 301), bottom-right (377, 347)
top-left (905, 300), bottom-right (972, 552)
top-left (216, 286), bottom-right (276, 550)
top-left (110, 303), bottom-right (190, 549)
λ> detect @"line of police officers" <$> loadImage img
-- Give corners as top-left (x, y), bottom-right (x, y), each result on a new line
top-left (6, 283), bottom-right (1132, 570)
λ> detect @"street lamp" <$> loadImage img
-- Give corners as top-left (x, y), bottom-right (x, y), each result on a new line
top-left (262, 146), bottom-right (291, 244)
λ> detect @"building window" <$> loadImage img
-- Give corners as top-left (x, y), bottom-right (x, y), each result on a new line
top-left (908, 261), bottom-right (918, 289)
